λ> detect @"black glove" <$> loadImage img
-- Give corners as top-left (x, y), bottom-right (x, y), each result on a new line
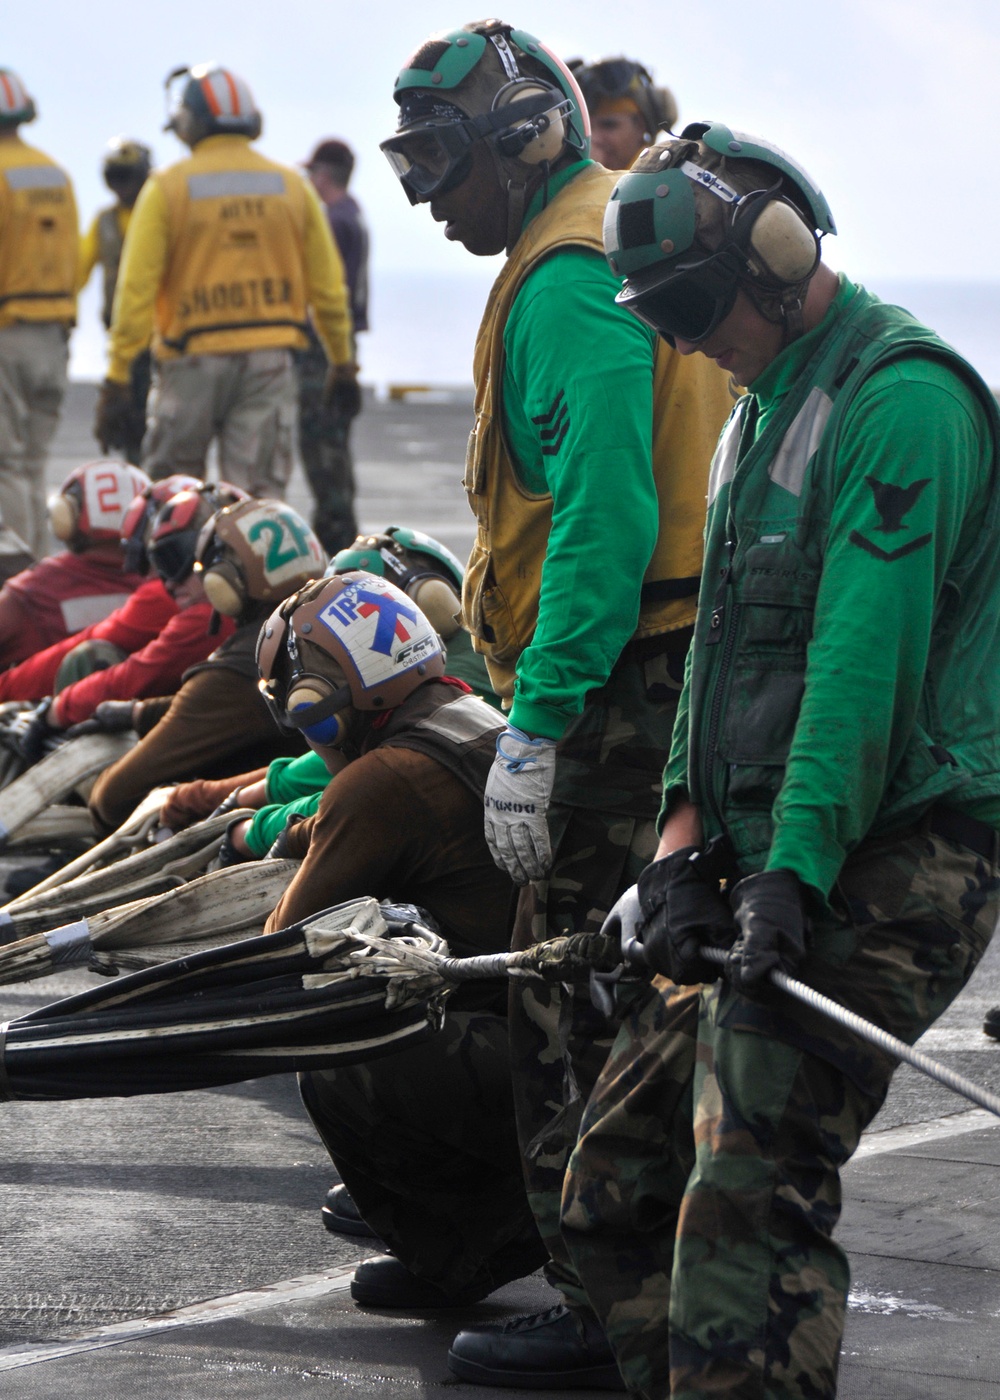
top-left (726, 869), bottom-right (809, 994)
top-left (210, 826), bottom-right (250, 870)
top-left (635, 841), bottom-right (736, 984)
top-left (208, 790), bottom-right (244, 820)
top-left (66, 700), bottom-right (135, 738)
top-left (265, 812), bottom-right (306, 860)
top-left (323, 363), bottom-right (362, 421)
top-left (94, 379), bottom-right (137, 454)
top-left (11, 699), bottom-right (59, 767)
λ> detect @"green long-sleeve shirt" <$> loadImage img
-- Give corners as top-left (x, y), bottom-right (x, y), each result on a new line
top-left (664, 277), bottom-right (1000, 899)
top-left (502, 164), bottom-right (660, 739)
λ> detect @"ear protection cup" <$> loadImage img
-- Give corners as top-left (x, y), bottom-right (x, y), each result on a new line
top-left (410, 577), bottom-right (462, 639)
top-left (201, 560), bottom-right (246, 618)
top-left (286, 678), bottom-right (350, 747)
top-left (48, 493), bottom-right (79, 543)
top-left (744, 199), bottom-right (819, 285)
top-left (493, 80), bottom-right (567, 165)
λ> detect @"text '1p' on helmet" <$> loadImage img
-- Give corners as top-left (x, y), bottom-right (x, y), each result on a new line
top-left (328, 525), bottom-right (464, 638)
top-left (163, 63), bottom-right (262, 146)
top-left (256, 572), bottom-right (446, 748)
top-left (0, 70), bottom-right (36, 126)
top-left (194, 498), bottom-right (326, 621)
top-left (603, 121), bottom-right (835, 345)
top-left (48, 460), bottom-right (151, 553)
top-left (146, 481), bottom-right (248, 590)
top-left (381, 19), bottom-right (590, 208)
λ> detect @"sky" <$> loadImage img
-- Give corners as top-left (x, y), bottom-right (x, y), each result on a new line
top-left (6, 0), bottom-right (999, 384)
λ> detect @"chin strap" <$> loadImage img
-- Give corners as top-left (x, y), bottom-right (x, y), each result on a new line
top-left (504, 178), bottom-right (527, 255)
top-left (780, 289), bottom-right (806, 344)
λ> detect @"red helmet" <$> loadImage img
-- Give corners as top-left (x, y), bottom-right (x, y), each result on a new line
top-left (120, 474), bottom-right (203, 573)
top-left (147, 482), bottom-right (248, 588)
top-left (48, 460), bottom-right (150, 551)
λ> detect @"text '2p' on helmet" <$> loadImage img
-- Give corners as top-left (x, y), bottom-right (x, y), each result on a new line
top-left (0, 70), bottom-right (36, 127)
top-left (256, 573), bottom-right (446, 748)
top-left (328, 525), bottom-right (464, 638)
top-left (146, 481), bottom-right (248, 590)
top-left (381, 19), bottom-right (590, 226)
top-left (163, 63), bottom-right (262, 147)
top-left (48, 461), bottom-right (151, 553)
top-left (194, 498), bottom-right (326, 622)
top-left (603, 121), bottom-right (835, 346)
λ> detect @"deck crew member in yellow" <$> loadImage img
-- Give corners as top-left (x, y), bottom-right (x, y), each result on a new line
top-left (96, 63), bottom-right (358, 497)
top-left (0, 68), bottom-right (78, 557)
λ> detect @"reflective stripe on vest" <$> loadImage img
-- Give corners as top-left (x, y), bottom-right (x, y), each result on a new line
top-left (4, 166), bottom-right (68, 190)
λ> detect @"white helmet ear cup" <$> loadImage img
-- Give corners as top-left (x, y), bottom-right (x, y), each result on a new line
top-left (494, 80), bottom-right (566, 166)
top-left (748, 200), bottom-right (818, 283)
top-left (202, 563), bottom-right (245, 618)
top-left (286, 678), bottom-right (348, 747)
top-left (48, 494), bottom-right (78, 543)
top-left (410, 577), bottom-right (462, 639)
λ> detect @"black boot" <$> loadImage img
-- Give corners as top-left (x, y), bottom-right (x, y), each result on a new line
top-left (322, 1184), bottom-right (382, 1242)
top-left (448, 1303), bottom-right (626, 1390)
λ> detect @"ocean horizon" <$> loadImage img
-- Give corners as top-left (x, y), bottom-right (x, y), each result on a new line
top-left (70, 270), bottom-right (1000, 394)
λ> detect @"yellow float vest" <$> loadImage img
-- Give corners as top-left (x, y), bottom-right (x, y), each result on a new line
top-left (0, 139), bottom-right (77, 329)
top-left (154, 139), bottom-right (313, 359)
top-left (462, 164), bottom-right (735, 698)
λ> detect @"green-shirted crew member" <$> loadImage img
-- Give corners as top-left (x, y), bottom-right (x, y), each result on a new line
top-left (0, 68), bottom-right (78, 558)
top-left (381, 19), bottom-right (735, 1388)
top-left (96, 63), bottom-right (358, 498)
top-left (562, 124), bottom-right (1000, 1400)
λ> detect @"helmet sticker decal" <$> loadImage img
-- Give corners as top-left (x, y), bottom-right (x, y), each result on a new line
top-left (239, 506), bottom-right (324, 584)
top-left (83, 466), bottom-right (137, 531)
top-left (317, 577), bottom-right (441, 692)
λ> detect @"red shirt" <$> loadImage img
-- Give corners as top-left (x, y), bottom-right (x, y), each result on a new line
top-left (0, 578), bottom-right (177, 702)
top-left (0, 552), bottom-right (145, 669)
top-left (50, 600), bottom-right (235, 727)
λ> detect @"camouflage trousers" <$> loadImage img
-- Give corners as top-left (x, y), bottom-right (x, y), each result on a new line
top-left (560, 820), bottom-right (1000, 1399)
top-left (299, 1006), bottom-right (546, 1296)
top-left (295, 346), bottom-right (358, 555)
top-left (509, 640), bottom-right (686, 1317)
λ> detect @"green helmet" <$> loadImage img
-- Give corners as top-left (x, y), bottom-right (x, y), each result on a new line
top-left (604, 121), bottom-right (835, 345)
top-left (381, 19), bottom-right (589, 245)
top-left (163, 63), bottom-right (262, 147)
top-left (328, 526), bottom-right (465, 639)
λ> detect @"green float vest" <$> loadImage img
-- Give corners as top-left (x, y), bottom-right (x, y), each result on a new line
top-left (686, 286), bottom-right (1000, 870)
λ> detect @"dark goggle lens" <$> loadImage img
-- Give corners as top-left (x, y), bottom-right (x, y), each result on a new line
top-left (622, 265), bottom-right (738, 345)
top-left (587, 59), bottom-right (644, 100)
top-left (149, 532), bottom-right (195, 585)
top-left (380, 128), bottom-right (471, 200)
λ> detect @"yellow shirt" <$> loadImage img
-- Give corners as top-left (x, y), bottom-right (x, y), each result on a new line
top-left (0, 133), bottom-right (78, 329)
top-left (107, 135), bottom-right (352, 381)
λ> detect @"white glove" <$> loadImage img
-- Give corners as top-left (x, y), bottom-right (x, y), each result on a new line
top-left (484, 725), bottom-right (557, 885)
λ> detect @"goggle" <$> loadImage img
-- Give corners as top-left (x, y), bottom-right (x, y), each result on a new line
top-left (617, 246), bottom-right (742, 346)
top-left (381, 94), bottom-right (572, 203)
top-left (579, 58), bottom-right (652, 103)
top-left (148, 529), bottom-right (198, 587)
